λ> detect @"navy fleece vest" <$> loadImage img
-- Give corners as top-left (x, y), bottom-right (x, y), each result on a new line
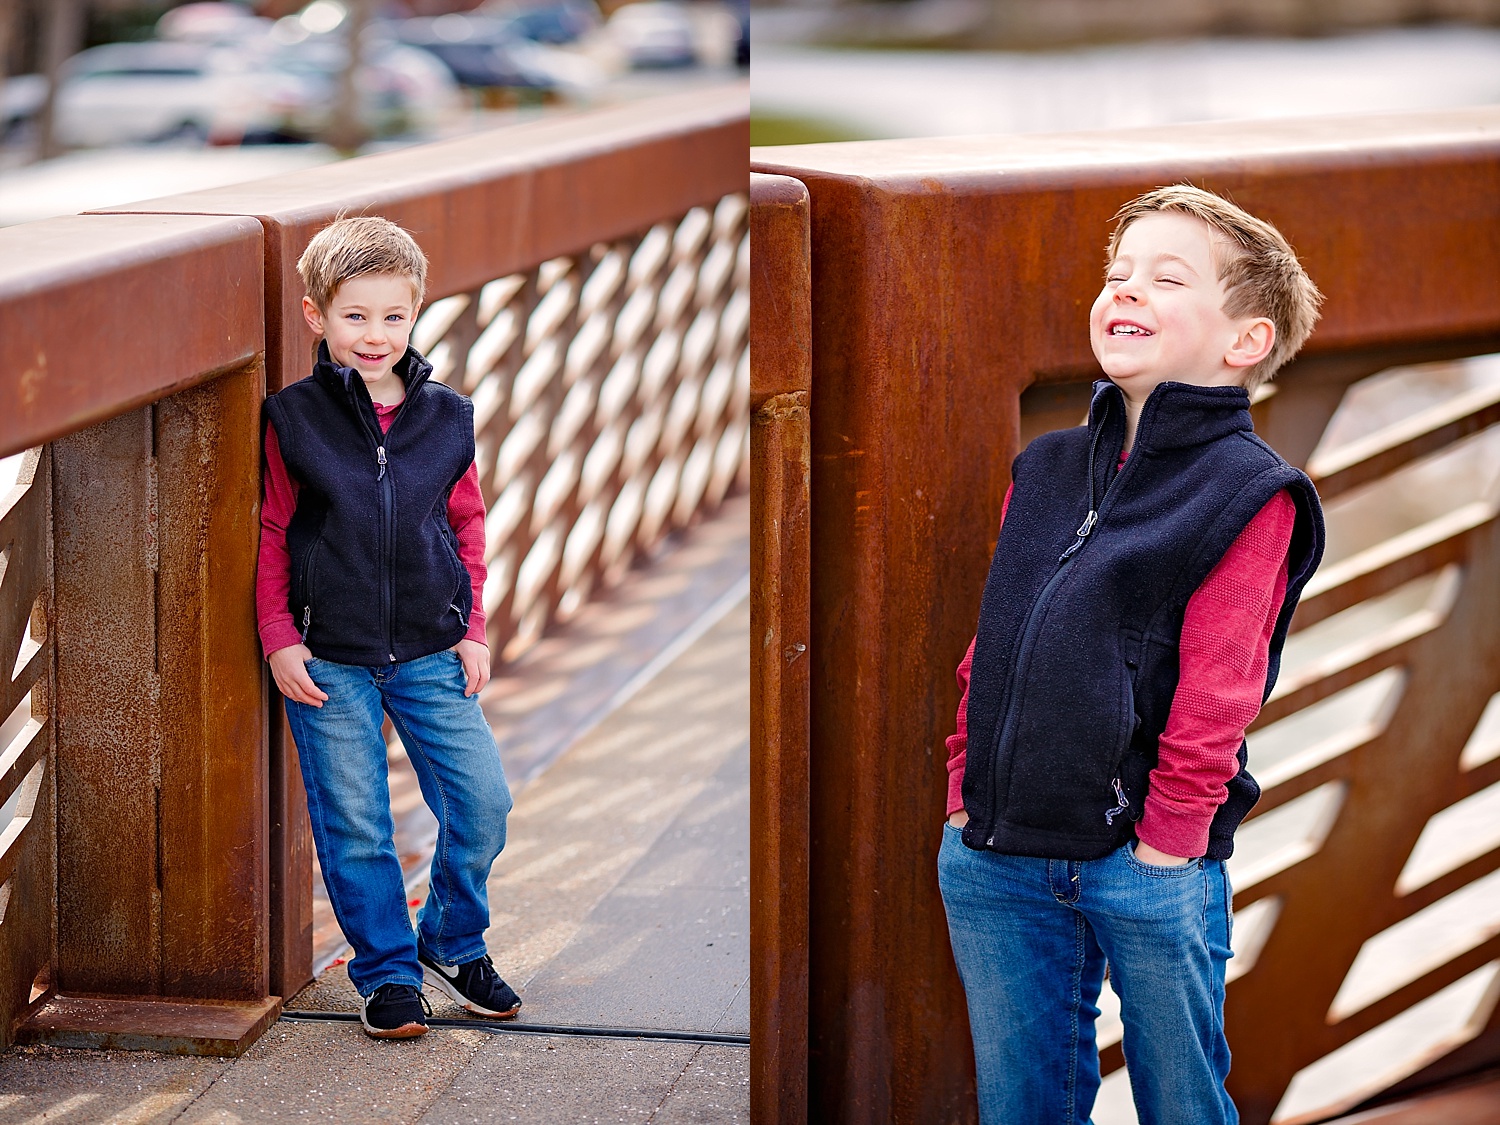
top-left (264, 343), bottom-right (476, 665)
top-left (960, 381), bottom-right (1324, 862)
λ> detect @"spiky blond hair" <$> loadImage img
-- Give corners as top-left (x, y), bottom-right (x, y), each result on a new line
top-left (297, 215), bottom-right (428, 312)
top-left (1106, 185), bottom-right (1323, 391)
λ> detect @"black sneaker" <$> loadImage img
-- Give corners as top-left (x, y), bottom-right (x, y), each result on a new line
top-left (359, 983), bottom-right (430, 1039)
top-left (418, 947), bottom-right (522, 1018)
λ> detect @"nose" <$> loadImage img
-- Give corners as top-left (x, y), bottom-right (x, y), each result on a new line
top-left (1114, 278), bottom-right (1142, 304)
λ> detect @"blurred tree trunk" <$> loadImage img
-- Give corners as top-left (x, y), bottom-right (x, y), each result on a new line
top-left (36, 0), bottom-right (84, 160)
top-left (0, 0), bottom-right (15, 154)
top-left (326, 0), bottom-right (371, 155)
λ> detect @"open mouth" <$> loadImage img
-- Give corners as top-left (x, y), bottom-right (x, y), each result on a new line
top-left (354, 351), bottom-right (388, 363)
top-left (1107, 321), bottom-right (1153, 337)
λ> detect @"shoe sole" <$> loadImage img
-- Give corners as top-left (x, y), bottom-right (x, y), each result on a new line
top-left (359, 1016), bottom-right (428, 1039)
top-left (421, 964), bottom-right (521, 1019)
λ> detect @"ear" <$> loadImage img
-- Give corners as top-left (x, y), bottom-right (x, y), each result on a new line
top-left (1225, 317), bottom-right (1275, 370)
top-left (302, 295), bottom-right (325, 337)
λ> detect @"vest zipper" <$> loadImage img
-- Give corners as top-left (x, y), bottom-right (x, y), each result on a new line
top-left (981, 396), bottom-right (1143, 848)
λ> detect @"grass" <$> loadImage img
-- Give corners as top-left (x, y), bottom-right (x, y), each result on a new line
top-left (750, 113), bottom-right (869, 148)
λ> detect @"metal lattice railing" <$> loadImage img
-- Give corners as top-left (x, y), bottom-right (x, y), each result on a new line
top-left (410, 193), bottom-right (750, 660)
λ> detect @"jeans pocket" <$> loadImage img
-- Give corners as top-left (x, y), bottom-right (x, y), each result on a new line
top-left (1123, 839), bottom-right (1199, 879)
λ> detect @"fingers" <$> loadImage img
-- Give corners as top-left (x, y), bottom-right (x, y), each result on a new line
top-left (278, 665), bottom-right (329, 708)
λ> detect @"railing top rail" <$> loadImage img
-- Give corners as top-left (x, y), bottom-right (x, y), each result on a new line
top-left (752, 105), bottom-right (1500, 182)
top-left (0, 213), bottom-right (263, 459)
top-left (97, 84), bottom-right (748, 392)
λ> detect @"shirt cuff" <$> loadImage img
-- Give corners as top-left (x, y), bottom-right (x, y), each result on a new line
top-left (1136, 791), bottom-right (1212, 859)
top-left (945, 750), bottom-right (967, 817)
top-left (259, 619), bottom-right (304, 660)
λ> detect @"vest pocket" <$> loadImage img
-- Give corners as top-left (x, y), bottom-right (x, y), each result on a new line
top-left (1002, 650), bottom-right (1141, 837)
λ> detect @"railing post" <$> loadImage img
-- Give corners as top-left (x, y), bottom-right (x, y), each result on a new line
top-left (750, 173), bottom-right (813, 1125)
top-left (1, 214), bottom-right (279, 1055)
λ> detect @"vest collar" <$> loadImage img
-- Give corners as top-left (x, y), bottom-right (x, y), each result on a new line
top-left (1089, 379), bottom-right (1253, 455)
top-left (312, 341), bottom-right (435, 413)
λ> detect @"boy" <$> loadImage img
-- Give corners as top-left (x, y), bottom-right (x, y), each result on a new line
top-left (938, 186), bottom-right (1326, 1123)
top-left (258, 216), bottom-right (520, 1039)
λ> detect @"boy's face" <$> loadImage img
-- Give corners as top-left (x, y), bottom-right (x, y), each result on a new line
top-left (1089, 212), bottom-right (1273, 401)
top-left (303, 272), bottom-right (419, 397)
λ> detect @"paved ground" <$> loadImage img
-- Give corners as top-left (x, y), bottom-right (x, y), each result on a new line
top-left (0, 503), bottom-right (749, 1124)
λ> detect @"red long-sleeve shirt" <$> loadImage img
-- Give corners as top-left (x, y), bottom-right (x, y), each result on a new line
top-left (257, 398), bottom-right (488, 658)
top-left (945, 481), bottom-right (1295, 859)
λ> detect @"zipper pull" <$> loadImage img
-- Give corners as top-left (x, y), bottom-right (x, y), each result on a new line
top-left (1059, 509), bottom-right (1097, 561)
top-left (450, 602), bottom-right (470, 629)
top-left (376, 446), bottom-right (387, 481)
top-left (300, 606), bottom-right (311, 643)
top-left (1104, 778), bottom-right (1129, 826)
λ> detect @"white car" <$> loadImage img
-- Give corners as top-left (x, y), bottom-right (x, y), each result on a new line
top-left (606, 2), bottom-right (697, 69)
top-left (53, 41), bottom-right (301, 146)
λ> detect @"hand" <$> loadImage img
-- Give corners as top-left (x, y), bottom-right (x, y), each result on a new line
top-left (947, 809), bottom-right (969, 829)
top-left (452, 637), bottom-right (490, 697)
top-left (1134, 840), bottom-right (1191, 867)
top-left (269, 644), bottom-right (330, 708)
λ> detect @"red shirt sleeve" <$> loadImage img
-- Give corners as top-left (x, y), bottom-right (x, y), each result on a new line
top-left (256, 422), bottom-right (305, 658)
top-left (446, 462), bottom-right (488, 645)
top-left (946, 485), bottom-right (1012, 816)
top-left (1136, 489), bottom-right (1296, 858)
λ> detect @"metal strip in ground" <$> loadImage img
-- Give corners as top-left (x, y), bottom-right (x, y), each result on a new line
top-left (279, 1010), bottom-right (750, 1047)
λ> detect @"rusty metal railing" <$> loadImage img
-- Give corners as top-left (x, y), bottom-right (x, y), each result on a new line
top-left (750, 171), bottom-right (813, 1125)
top-left (0, 86), bottom-right (746, 1056)
top-left (0, 212), bottom-right (272, 1053)
top-left (752, 107), bottom-right (1500, 1124)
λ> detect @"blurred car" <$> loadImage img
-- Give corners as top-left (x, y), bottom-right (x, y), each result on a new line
top-left (386, 15), bottom-right (551, 90)
top-left (52, 41), bottom-right (303, 146)
top-left (606, 1), bottom-right (696, 69)
top-left (490, 0), bottom-right (602, 45)
top-left (385, 14), bottom-right (602, 94)
top-left (251, 26), bottom-right (463, 141)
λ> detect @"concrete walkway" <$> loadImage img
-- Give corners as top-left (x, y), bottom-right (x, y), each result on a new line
top-left (0, 504), bottom-right (750, 1125)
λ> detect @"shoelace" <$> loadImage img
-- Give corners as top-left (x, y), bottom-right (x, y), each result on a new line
top-left (374, 983), bottom-right (433, 1016)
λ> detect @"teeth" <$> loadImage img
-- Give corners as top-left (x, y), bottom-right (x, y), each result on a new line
top-left (1112, 325), bottom-right (1146, 336)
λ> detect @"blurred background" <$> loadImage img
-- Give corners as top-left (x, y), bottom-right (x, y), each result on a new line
top-left (0, 0), bottom-right (747, 224)
top-left (750, 0), bottom-right (1500, 144)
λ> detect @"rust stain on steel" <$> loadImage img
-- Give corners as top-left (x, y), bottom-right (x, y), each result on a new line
top-left (753, 107), bottom-right (1500, 1125)
top-left (750, 173), bottom-right (812, 1125)
top-left (52, 409), bottom-right (164, 997)
top-left (155, 363), bottom-right (269, 1000)
top-left (0, 215), bottom-right (263, 458)
top-left (94, 85), bottom-right (747, 395)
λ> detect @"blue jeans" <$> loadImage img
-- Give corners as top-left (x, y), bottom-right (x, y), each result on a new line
top-left (285, 649), bottom-right (513, 996)
top-left (937, 825), bottom-right (1235, 1125)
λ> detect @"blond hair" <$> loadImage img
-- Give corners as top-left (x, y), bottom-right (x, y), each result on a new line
top-left (297, 215), bottom-right (428, 312)
top-left (1106, 185), bottom-right (1323, 391)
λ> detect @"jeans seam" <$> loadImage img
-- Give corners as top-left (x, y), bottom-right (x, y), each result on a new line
top-left (388, 704), bottom-right (455, 960)
top-left (1066, 909), bottom-right (1083, 1124)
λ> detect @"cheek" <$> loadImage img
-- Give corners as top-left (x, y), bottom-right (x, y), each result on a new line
top-left (1088, 291), bottom-right (1111, 333)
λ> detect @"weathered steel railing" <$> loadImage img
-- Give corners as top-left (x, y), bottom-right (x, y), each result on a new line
top-left (0, 86), bottom-right (746, 1055)
top-left (0, 213), bottom-right (273, 1053)
top-left (752, 107), bottom-right (1500, 1124)
top-left (750, 171), bottom-right (812, 1125)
